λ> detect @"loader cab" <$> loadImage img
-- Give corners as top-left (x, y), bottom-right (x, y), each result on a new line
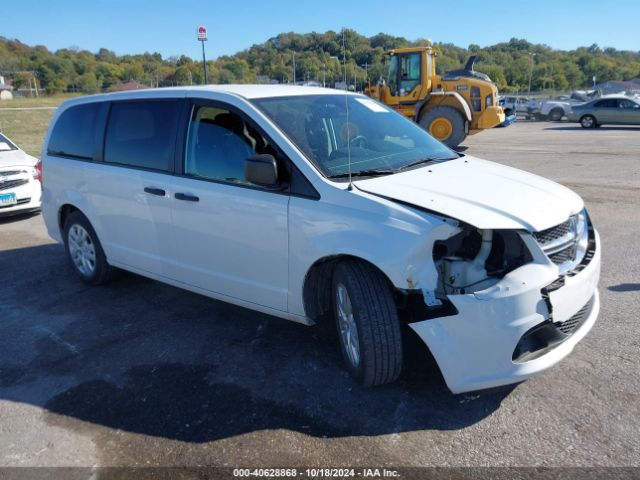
top-left (386, 48), bottom-right (434, 99)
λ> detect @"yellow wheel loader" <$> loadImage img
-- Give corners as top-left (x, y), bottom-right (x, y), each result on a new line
top-left (365, 46), bottom-right (505, 148)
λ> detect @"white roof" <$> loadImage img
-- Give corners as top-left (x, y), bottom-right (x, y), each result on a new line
top-left (61, 85), bottom-right (352, 109)
top-left (184, 84), bottom-right (349, 99)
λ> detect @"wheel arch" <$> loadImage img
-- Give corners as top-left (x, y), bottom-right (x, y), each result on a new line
top-left (58, 203), bottom-right (82, 237)
top-left (302, 254), bottom-right (398, 322)
top-left (415, 91), bottom-right (472, 123)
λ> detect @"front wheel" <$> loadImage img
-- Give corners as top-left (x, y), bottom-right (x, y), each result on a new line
top-left (580, 115), bottom-right (597, 128)
top-left (63, 211), bottom-right (115, 285)
top-left (332, 261), bottom-right (402, 387)
top-left (418, 105), bottom-right (466, 148)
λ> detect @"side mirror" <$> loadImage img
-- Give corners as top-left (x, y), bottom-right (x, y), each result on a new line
top-left (244, 154), bottom-right (279, 187)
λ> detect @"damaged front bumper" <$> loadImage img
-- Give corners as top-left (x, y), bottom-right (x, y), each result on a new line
top-left (410, 229), bottom-right (601, 394)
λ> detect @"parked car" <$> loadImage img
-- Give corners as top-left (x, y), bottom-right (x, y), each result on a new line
top-left (568, 96), bottom-right (640, 128)
top-left (41, 86), bottom-right (601, 394)
top-left (0, 132), bottom-right (42, 216)
top-left (500, 96), bottom-right (530, 116)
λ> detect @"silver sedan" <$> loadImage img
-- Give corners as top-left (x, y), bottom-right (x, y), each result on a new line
top-left (567, 96), bottom-right (640, 128)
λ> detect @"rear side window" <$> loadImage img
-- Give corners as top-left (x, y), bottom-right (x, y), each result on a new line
top-left (594, 99), bottom-right (616, 108)
top-left (48, 103), bottom-right (101, 159)
top-left (104, 101), bottom-right (181, 171)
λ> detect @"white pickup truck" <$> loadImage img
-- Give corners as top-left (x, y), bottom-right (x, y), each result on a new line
top-left (528, 91), bottom-right (597, 121)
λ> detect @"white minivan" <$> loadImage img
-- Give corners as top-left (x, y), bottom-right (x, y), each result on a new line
top-left (42, 86), bottom-right (600, 394)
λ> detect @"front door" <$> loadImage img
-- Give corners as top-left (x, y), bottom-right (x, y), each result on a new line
top-left (168, 102), bottom-right (289, 312)
top-left (618, 98), bottom-right (640, 125)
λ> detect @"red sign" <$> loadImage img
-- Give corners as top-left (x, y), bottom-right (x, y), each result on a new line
top-left (197, 26), bottom-right (208, 41)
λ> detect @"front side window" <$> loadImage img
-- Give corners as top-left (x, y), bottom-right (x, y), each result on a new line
top-left (252, 94), bottom-right (457, 179)
top-left (48, 103), bottom-right (101, 159)
top-left (386, 55), bottom-right (398, 96)
top-left (104, 100), bottom-right (180, 171)
top-left (618, 99), bottom-right (637, 109)
top-left (185, 105), bottom-right (273, 185)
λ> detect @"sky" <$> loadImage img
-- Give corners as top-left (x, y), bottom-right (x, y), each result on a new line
top-left (3, 0), bottom-right (639, 59)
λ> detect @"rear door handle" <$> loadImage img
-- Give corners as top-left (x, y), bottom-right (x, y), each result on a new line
top-left (144, 187), bottom-right (166, 196)
top-left (175, 192), bottom-right (199, 202)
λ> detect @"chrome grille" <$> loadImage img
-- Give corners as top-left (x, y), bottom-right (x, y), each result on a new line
top-left (0, 178), bottom-right (29, 191)
top-left (0, 170), bottom-right (26, 176)
top-left (534, 219), bottom-right (572, 244)
top-left (549, 245), bottom-right (576, 265)
top-left (534, 213), bottom-right (589, 274)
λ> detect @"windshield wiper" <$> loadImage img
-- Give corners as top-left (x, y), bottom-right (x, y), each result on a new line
top-left (327, 169), bottom-right (396, 179)
top-left (396, 156), bottom-right (458, 171)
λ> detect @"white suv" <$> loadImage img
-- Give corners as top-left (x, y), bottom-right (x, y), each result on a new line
top-left (42, 85), bottom-right (601, 393)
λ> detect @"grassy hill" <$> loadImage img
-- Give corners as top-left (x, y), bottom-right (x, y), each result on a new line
top-left (1, 31), bottom-right (639, 95)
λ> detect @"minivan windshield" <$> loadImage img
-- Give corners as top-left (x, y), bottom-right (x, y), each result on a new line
top-left (251, 94), bottom-right (457, 179)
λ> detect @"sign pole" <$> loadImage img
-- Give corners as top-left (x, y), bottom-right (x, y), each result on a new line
top-left (197, 26), bottom-right (208, 84)
top-left (201, 41), bottom-right (208, 84)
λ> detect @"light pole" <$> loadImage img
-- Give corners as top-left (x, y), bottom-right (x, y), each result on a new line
top-left (329, 55), bottom-right (340, 88)
top-left (359, 62), bottom-right (370, 90)
top-left (527, 52), bottom-right (536, 96)
top-left (291, 52), bottom-right (296, 84)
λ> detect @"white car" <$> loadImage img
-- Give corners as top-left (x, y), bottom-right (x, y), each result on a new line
top-left (41, 86), bottom-right (601, 394)
top-left (0, 132), bottom-right (42, 216)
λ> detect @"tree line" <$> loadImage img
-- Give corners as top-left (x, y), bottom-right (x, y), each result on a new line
top-left (1, 30), bottom-right (639, 95)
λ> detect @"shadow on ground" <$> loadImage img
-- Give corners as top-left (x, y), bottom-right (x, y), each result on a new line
top-left (544, 125), bottom-right (640, 131)
top-left (0, 210), bottom-right (41, 225)
top-left (608, 283), bottom-right (640, 292)
top-left (0, 244), bottom-right (513, 443)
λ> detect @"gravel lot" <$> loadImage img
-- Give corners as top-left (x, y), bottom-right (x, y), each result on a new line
top-left (0, 121), bottom-right (638, 472)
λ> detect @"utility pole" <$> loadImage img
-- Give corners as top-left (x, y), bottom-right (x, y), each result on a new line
top-left (527, 52), bottom-right (536, 96)
top-left (292, 52), bottom-right (296, 84)
top-left (197, 26), bottom-right (208, 84)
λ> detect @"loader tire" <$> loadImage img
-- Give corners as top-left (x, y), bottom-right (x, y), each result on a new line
top-left (419, 105), bottom-right (466, 148)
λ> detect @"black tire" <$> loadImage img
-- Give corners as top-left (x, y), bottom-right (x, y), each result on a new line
top-left (504, 108), bottom-right (513, 116)
top-left (418, 105), bottom-right (466, 148)
top-left (332, 261), bottom-right (402, 387)
top-left (580, 115), bottom-right (597, 129)
top-left (549, 108), bottom-right (564, 121)
top-left (63, 211), bottom-right (115, 285)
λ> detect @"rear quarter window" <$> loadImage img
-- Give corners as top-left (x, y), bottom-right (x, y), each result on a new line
top-left (48, 103), bottom-right (101, 159)
top-left (104, 100), bottom-right (181, 171)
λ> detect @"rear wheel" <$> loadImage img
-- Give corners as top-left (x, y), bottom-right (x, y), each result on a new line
top-left (580, 115), bottom-right (597, 128)
top-left (332, 261), bottom-right (402, 387)
top-left (419, 105), bottom-right (466, 148)
top-left (63, 211), bottom-right (115, 285)
top-left (549, 108), bottom-right (564, 121)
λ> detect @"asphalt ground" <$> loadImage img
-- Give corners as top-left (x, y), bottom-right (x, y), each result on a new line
top-left (0, 120), bottom-right (638, 474)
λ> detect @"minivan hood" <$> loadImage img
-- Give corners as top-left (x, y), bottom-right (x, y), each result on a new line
top-left (0, 149), bottom-right (38, 169)
top-left (355, 156), bottom-right (583, 231)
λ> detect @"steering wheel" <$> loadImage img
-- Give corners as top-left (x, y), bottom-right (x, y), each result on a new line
top-left (349, 135), bottom-right (368, 149)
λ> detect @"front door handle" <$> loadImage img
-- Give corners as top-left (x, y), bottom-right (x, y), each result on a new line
top-left (144, 187), bottom-right (166, 196)
top-left (175, 192), bottom-right (199, 202)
